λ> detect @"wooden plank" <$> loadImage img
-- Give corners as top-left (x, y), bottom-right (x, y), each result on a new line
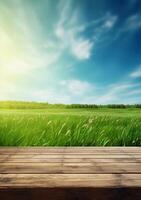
top-left (0, 148), bottom-right (65, 154)
top-left (0, 147), bottom-right (139, 150)
top-left (0, 147), bottom-right (141, 154)
top-left (0, 154), bottom-right (141, 159)
top-left (0, 152), bottom-right (141, 157)
top-left (0, 158), bottom-right (141, 163)
top-left (0, 174), bottom-right (141, 188)
top-left (0, 147), bottom-right (141, 199)
top-left (0, 162), bottom-right (141, 174)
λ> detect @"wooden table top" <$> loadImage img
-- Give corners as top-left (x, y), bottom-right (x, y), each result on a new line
top-left (0, 147), bottom-right (141, 188)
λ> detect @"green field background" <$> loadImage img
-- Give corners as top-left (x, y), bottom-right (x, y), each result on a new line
top-left (0, 108), bottom-right (141, 146)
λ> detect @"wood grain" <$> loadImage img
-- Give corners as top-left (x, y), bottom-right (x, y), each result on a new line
top-left (0, 147), bottom-right (141, 199)
top-left (0, 174), bottom-right (141, 188)
top-left (0, 162), bottom-right (141, 174)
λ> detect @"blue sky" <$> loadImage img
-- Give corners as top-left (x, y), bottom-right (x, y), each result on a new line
top-left (0, 0), bottom-right (141, 104)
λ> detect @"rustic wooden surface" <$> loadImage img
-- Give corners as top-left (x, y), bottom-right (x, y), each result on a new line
top-left (0, 147), bottom-right (141, 199)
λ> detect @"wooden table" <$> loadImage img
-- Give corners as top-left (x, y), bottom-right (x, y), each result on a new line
top-left (0, 147), bottom-right (141, 199)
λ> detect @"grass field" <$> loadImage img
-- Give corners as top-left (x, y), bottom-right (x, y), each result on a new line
top-left (0, 108), bottom-right (141, 146)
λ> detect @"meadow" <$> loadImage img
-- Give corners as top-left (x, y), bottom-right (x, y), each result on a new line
top-left (0, 108), bottom-right (141, 146)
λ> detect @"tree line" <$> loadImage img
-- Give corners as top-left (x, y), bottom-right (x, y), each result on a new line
top-left (0, 101), bottom-right (141, 109)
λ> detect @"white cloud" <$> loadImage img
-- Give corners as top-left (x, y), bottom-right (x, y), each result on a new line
top-left (104, 15), bottom-right (117, 28)
top-left (124, 14), bottom-right (141, 31)
top-left (95, 83), bottom-right (135, 104)
top-left (71, 38), bottom-right (93, 60)
top-left (32, 89), bottom-right (71, 104)
top-left (60, 79), bottom-right (94, 95)
top-left (107, 82), bottom-right (141, 103)
top-left (130, 66), bottom-right (141, 78)
top-left (55, 4), bottom-right (118, 60)
top-left (83, 82), bottom-right (141, 104)
top-left (127, 89), bottom-right (141, 96)
top-left (55, 1), bottom-right (94, 60)
top-left (90, 13), bottom-right (118, 47)
top-left (109, 12), bottom-right (141, 41)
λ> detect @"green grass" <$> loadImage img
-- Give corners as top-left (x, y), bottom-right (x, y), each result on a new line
top-left (0, 108), bottom-right (141, 146)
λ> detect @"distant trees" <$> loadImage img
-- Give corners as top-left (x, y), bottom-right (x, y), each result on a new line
top-left (0, 101), bottom-right (49, 109)
top-left (66, 104), bottom-right (141, 109)
top-left (134, 104), bottom-right (141, 108)
top-left (106, 104), bottom-right (126, 109)
top-left (66, 104), bottom-right (98, 108)
top-left (0, 101), bottom-right (141, 109)
top-left (100, 104), bottom-right (141, 109)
